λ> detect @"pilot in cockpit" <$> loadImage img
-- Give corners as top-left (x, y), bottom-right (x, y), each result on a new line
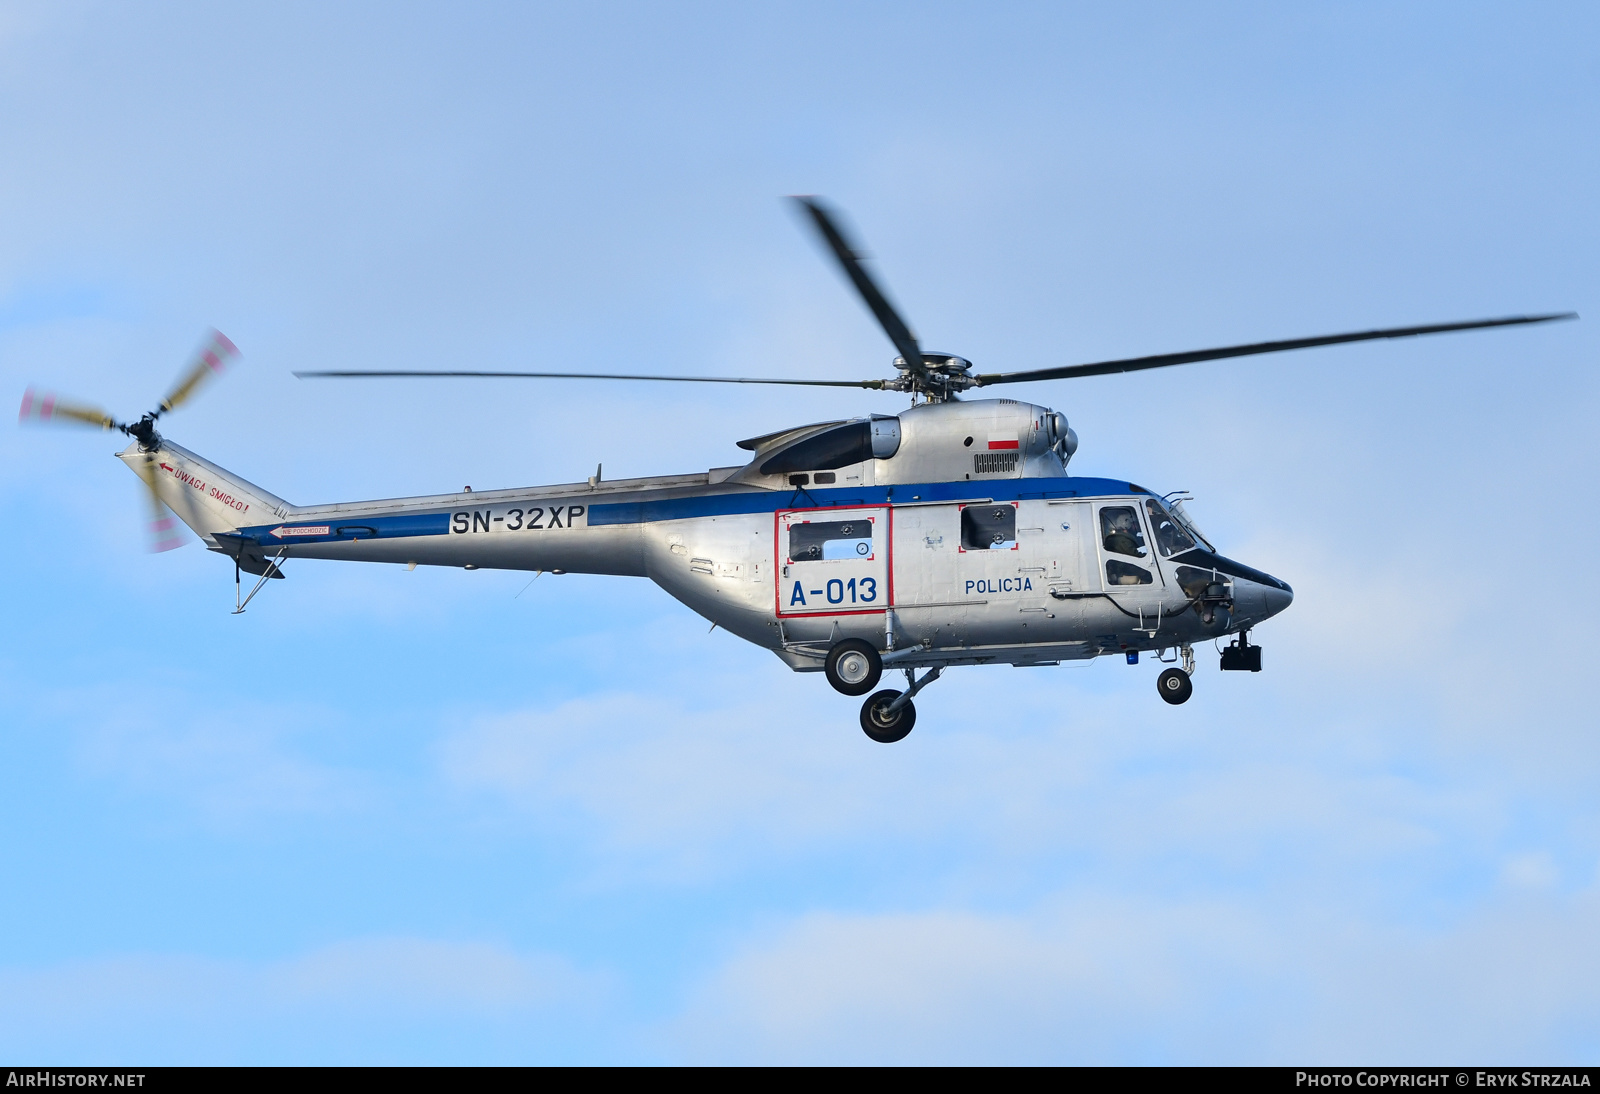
top-left (1145, 499), bottom-right (1196, 557)
top-left (1102, 508), bottom-right (1145, 557)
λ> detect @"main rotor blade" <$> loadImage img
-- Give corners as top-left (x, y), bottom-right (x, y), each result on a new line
top-left (294, 369), bottom-right (887, 389)
top-left (158, 329), bottom-right (240, 415)
top-left (973, 313), bottom-right (1578, 387)
top-left (17, 388), bottom-right (120, 430)
top-left (790, 196), bottom-right (925, 372)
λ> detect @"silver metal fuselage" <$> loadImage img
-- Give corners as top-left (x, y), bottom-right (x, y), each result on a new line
top-left (126, 398), bottom-right (1293, 670)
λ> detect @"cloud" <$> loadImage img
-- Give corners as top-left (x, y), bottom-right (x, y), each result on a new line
top-left (1500, 851), bottom-right (1560, 890)
top-left (1, 668), bottom-right (382, 826)
top-left (669, 890), bottom-right (1600, 1064)
top-left (75, 709), bottom-right (374, 821)
top-left (436, 689), bottom-right (931, 875)
top-left (431, 667), bottom-right (1558, 897)
top-left (264, 936), bottom-right (599, 1012)
top-left (0, 937), bottom-right (611, 1063)
top-left (666, 904), bottom-right (1211, 1064)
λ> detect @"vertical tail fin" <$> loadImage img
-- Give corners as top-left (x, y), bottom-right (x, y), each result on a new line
top-left (116, 440), bottom-right (289, 542)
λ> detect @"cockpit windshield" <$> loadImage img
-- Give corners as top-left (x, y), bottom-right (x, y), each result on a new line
top-left (1146, 498), bottom-right (1201, 556)
top-left (1165, 497), bottom-right (1214, 551)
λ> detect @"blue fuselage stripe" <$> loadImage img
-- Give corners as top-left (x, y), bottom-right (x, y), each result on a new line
top-left (587, 477), bottom-right (1139, 526)
top-left (232, 477), bottom-right (1142, 543)
top-left (234, 511), bottom-right (451, 546)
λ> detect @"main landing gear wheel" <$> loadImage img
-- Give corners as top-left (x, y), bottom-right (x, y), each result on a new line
top-left (860, 689), bottom-right (916, 743)
top-left (825, 638), bottom-right (882, 696)
top-left (1157, 668), bottom-right (1193, 705)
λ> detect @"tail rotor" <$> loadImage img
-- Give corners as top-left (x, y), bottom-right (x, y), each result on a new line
top-left (18, 329), bottom-right (242, 552)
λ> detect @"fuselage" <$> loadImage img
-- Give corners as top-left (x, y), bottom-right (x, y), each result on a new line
top-left (127, 398), bottom-right (1293, 671)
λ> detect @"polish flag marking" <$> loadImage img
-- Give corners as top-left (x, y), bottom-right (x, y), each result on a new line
top-left (987, 438), bottom-right (1019, 450)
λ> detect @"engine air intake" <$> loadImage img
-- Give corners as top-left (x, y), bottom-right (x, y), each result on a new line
top-left (973, 451), bottom-right (1018, 475)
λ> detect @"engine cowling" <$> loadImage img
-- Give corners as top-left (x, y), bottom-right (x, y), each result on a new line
top-left (1046, 411), bottom-right (1078, 464)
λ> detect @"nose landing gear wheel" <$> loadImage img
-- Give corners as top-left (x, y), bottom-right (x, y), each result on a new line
top-left (860, 689), bottom-right (916, 743)
top-left (825, 638), bottom-right (883, 696)
top-left (1157, 667), bottom-right (1193, 705)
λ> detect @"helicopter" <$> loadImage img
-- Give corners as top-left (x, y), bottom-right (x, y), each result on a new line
top-left (19, 198), bottom-right (1575, 742)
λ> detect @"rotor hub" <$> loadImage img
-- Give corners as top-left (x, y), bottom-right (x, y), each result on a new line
top-left (889, 353), bottom-right (976, 401)
top-left (125, 414), bottom-right (163, 450)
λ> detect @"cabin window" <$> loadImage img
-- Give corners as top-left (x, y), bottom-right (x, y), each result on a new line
top-left (1100, 506), bottom-right (1147, 558)
top-left (813, 472), bottom-right (836, 484)
top-left (1106, 559), bottom-right (1153, 586)
top-left (1145, 499), bottom-right (1196, 557)
top-left (789, 519), bottom-right (874, 562)
top-left (961, 505), bottom-right (1016, 550)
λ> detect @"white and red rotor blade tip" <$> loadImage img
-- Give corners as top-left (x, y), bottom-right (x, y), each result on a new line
top-left (17, 388), bottom-right (118, 429)
top-left (159, 329), bottom-right (240, 414)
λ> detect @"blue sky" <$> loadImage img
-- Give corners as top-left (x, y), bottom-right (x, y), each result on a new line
top-left (0, 1), bottom-right (1596, 1064)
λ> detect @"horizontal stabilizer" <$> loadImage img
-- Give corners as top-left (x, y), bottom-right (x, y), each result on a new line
top-left (211, 533), bottom-right (287, 577)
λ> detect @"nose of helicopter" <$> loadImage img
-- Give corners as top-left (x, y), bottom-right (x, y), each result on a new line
top-left (1234, 564), bottom-right (1293, 625)
top-left (1259, 578), bottom-right (1293, 620)
top-left (1216, 555), bottom-right (1293, 625)
top-left (1177, 548), bottom-right (1293, 627)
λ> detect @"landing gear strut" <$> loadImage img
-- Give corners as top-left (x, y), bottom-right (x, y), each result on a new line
top-left (860, 666), bottom-right (941, 743)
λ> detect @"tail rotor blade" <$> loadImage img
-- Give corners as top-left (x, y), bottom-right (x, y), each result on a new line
top-left (135, 453), bottom-right (185, 553)
top-left (17, 388), bottom-right (119, 430)
top-left (158, 329), bottom-right (240, 415)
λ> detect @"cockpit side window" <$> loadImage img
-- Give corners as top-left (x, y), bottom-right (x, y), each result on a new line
top-left (1099, 506), bottom-right (1147, 558)
top-left (1146, 499), bottom-right (1196, 557)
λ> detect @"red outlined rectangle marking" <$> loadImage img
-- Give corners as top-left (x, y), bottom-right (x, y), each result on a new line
top-left (773, 504), bottom-right (892, 619)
